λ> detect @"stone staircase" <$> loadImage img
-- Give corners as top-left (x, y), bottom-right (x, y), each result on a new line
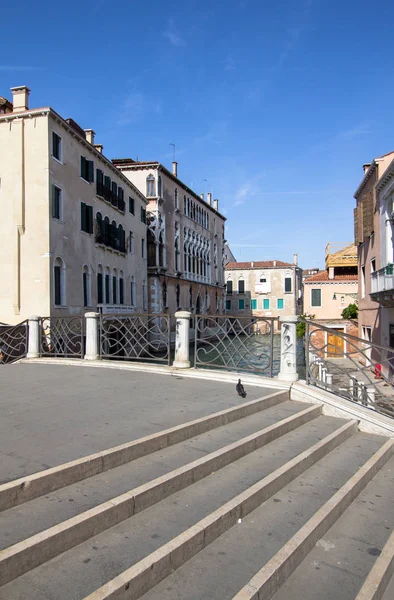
top-left (0, 390), bottom-right (393, 600)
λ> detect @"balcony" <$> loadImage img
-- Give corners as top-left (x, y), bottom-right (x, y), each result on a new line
top-left (370, 265), bottom-right (394, 304)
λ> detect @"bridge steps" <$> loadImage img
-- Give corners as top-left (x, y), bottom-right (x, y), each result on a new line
top-left (0, 392), bottom-right (392, 600)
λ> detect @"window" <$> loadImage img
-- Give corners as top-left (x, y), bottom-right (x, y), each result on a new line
top-left (112, 273), bottom-right (117, 304)
top-left (81, 202), bottom-right (93, 233)
top-left (53, 257), bottom-right (65, 306)
top-left (80, 156), bottom-right (94, 182)
top-left (142, 280), bottom-right (148, 310)
top-left (226, 299), bottom-right (232, 311)
top-left (118, 224), bottom-right (126, 253)
top-left (129, 231), bottom-right (134, 254)
top-left (238, 299), bottom-right (245, 310)
top-left (82, 266), bottom-right (91, 307)
top-left (141, 206), bottom-right (147, 224)
top-left (390, 324), bottom-right (394, 349)
top-left (130, 277), bottom-right (136, 307)
top-left (97, 266), bottom-right (103, 304)
top-left (226, 280), bottom-right (233, 295)
top-left (175, 189), bottom-right (178, 210)
top-left (52, 185), bottom-right (62, 220)
top-left (277, 298), bottom-right (284, 309)
top-left (251, 299), bottom-right (257, 310)
top-left (105, 269), bottom-right (110, 304)
top-left (146, 175), bottom-right (155, 197)
top-left (284, 277), bottom-right (292, 293)
top-left (311, 288), bottom-right (322, 307)
top-left (371, 258), bottom-right (376, 273)
top-left (52, 132), bottom-right (62, 161)
top-left (158, 175), bottom-right (162, 197)
top-left (341, 295), bottom-right (345, 305)
top-left (162, 282), bottom-right (167, 308)
top-left (361, 265), bottom-right (366, 298)
top-left (129, 197), bottom-right (135, 215)
top-left (176, 284), bottom-right (180, 309)
top-left (141, 238), bottom-right (145, 258)
top-left (263, 298), bottom-right (270, 310)
top-left (96, 169), bottom-right (104, 196)
top-left (118, 187), bottom-right (125, 212)
top-left (119, 273), bottom-right (124, 305)
top-left (238, 279), bottom-right (245, 294)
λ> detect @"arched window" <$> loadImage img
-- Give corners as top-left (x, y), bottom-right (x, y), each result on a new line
top-left (104, 216), bottom-right (110, 246)
top-left (176, 284), bottom-right (180, 309)
top-left (175, 188), bottom-right (178, 209)
top-left (175, 238), bottom-right (180, 272)
top-left (105, 266), bottom-right (111, 304)
top-left (118, 224), bottom-right (125, 253)
top-left (130, 275), bottom-right (136, 307)
top-left (95, 212), bottom-right (103, 244)
top-left (112, 268), bottom-right (118, 304)
top-left (111, 220), bottom-right (117, 250)
top-left (97, 264), bottom-right (104, 305)
top-left (158, 175), bottom-right (162, 197)
top-left (189, 285), bottom-right (193, 310)
top-left (82, 265), bottom-right (91, 307)
top-left (119, 270), bottom-right (124, 305)
top-left (146, 175), bottom-right (155, 197)
top-left (162, 281), bottom-right (167, 308)
top-left (53, 257), bottom-right (66, 306)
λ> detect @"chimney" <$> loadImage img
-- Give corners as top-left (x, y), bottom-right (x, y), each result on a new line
top-left (293, 253), bottom-right (298, 266)
top-left (273, 260), bottom-right (277, 267)
top-left (172, 161), bottom-right (178, 177)
top-left (251, 261), bottom-right (254, 267)
top-left (10, 85), bottom-right (30, 112)
top-left (328, 267), bottom-right (335, 280)
top-left (213, 198), bottom-right (219, 211)
top-left (200, 193), bottom-right (204, 200)
top-left (363, 163), bottom-right (371, 173)
top-left (207, 192), bottom-right (212, 206)
top-left (85, 129), bottom-right (95, 145)
top-left (94, 144), bottom-right (104, 154)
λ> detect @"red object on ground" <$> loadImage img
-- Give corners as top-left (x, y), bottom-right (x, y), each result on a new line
top-left (375, 364), bottom-right (382, 379)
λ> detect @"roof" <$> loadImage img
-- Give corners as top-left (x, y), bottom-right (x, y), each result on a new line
top-left (225, 260), bottom-right (295, 270)
top-left (354, 150), bottom-right (394, 198)
top-left (304, 271), bottom-right (358, 283)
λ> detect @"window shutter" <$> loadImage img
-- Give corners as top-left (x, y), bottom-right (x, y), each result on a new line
top-left (311, 289), bottom-right (321, 306)
top-left (52, 186), bottom-right (57, 218)
top-left (105, 275), bottom-right (110, 303)
top-left (83, 272), bottom-right (88, 307)
top-left (362, 191), bottom-right (373, 238)
top-left (112, 276), bottom-right (117, 304)
top-left (119, 279), bottom-right (124, 304)
top-left (80, 156), bottom-right (86, 178)
top-left (129, 197), bottom-right (134, 214)
top-left (96, 169), bottom-right (103, 196)
top-left (88, 160), bottom-right (94, 183)
top-left (285, 277), bottom-right (292, 292)
top-left (81, 202), bottom-right (86, 231)
top-left (226, 280), bottom-right (233, 294)
top-left (88, 205), bottom-right (93, 233)
top-left (238, 280), bottom-right (245, 293)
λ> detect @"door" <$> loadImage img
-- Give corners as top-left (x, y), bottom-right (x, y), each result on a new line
top-left (327, 329), bottom-right (344, 357)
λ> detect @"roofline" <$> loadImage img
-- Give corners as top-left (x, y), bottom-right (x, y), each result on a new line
top-left (375, 156), bottom-right (394, 193)
top-left (225, 264), bottom-right (300, 270)
top-left (112, 159), bottom-right (226, 220)
top-left (0, 108), bottom-right (148, 204)
top-left (353, 160), bottom-right (378, 198)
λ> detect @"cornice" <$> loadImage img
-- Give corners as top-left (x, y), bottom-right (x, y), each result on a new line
top-left (375, 157), bottom-right (394, 194)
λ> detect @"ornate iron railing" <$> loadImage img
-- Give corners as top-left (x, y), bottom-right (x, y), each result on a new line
top-left (303, 319), bottom-right (394, 418)
top-left (194, 315), bottom-right (278, 375)
top-left (0, 321), bottom-right (28, 364)
top-left (99, 313), bottom-right (171, 365)
top-left (40, 317), bottom-right (84, 358)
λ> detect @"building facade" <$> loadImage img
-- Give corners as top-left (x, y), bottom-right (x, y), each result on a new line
top-left (354, 152), bottom-right (394, 350)
top-left (112, 159), bottom-right (227, 315)
top-left (0, 86), bottom-right (148, 324)
top-left (224, 258), bottom-right (303, 329)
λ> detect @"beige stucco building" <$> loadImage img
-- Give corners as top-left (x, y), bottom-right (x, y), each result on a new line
top-left (354, 151), bottom-right (394, 350)
top-left (112, 159), bottom-right (227, 316)
top-left (224, 258), bottom-right (303, 329)
top-left (0, 86), bottom-right (148, 324)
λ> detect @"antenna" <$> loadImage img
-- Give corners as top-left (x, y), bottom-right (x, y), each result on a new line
top-left (170, 143), bottom-right (176, 162)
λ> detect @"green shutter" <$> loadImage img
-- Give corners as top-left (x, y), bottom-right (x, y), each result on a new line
top-left (81, 202), bottom-right (86, 231)
top-left (88, 160), bottom-right (94, 183)
top-left (263, 298), bottom-right (270, 310)
top-left (80, 156), bottom-right (86, 178)
top-left (88, 205), bottom-right (93, 233)
top-left (96, 169), bottom-right (103, 195)
top-left (277, 298), bottom-right (284, 309)
top-left (251, 299), bottom-right (257, 310)
top-left (285, 277), bottom-right (292, 292)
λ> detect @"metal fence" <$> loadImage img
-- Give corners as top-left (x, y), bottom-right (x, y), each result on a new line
top-left (0, 321), bottom-right (28, 364)
top-left (40, 317), bottom-right (85, 358)
top-left (194, 315), bottom-right (278, 375)
top-left (304, 319), bottom-right (394, 418)
top-left (99, 313), bottom-right (172, 365)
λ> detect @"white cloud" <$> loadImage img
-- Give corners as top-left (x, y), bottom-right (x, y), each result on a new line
top-left (0, 65), bottom-right (43, 71)
top-left (163, 19), bottom-right (186, 47)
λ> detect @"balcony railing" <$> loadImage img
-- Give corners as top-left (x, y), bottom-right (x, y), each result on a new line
top-left (370, 265), bottom-right (394, 295)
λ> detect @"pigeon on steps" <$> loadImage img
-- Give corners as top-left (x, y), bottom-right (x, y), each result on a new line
top-left (236, 379), bottom-right (247, 398)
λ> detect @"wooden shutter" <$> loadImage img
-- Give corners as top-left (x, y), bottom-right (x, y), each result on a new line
top-left (88, 160), bottom-right (94, 183)
top-left (80, 156), bottom-right (86, 179)
top-left (129, 197), bottom-right (134, 214)
top-left (285, 277), bottom-right (292, 292)
top-left (88, 205), bottom-right (93, 233)
top-left (362, 191), bottom-right (374, 237)
top-left (81, 202), bottom-right (86, 231)
top-left (226, 280), bottom-right (233, 294)
top-left (52, 186), bottom-right (57, 219)
top-left (238, 280), bottom-right (245, 293)
top-left (96, 169), bottom-right (104, 196)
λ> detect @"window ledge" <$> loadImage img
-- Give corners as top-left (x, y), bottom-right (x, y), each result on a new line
top-left (51, 156), bottom-right (63, 165)
top-left (80, 177), bottom-right (93, 185)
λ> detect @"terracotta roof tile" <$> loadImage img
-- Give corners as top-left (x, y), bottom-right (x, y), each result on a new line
top-left (225, 260), bottom-right (295, 269)
top-left (304, 271), bottom-right (358, 282)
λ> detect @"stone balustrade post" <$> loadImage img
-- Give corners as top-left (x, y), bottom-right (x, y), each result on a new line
top-left (366, 386), bottom-right (376, 406)
top-left (326, 373), bottom-right (333, 387)
top-left (173, 311), bottom-right (191, 368)
top-left (26, 316), bottom-right (40, 359)
top-left (84, 312), bottom-right (99, 360)
top-left (278, 316), bottom-right (299, 382)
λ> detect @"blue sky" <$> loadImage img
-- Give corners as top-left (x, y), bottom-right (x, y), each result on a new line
top-left (2, 0), bottom-right (394, 268)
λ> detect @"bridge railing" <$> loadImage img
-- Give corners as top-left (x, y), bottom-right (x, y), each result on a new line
top-left (0, 321), bottom-right (28, 364)
top-left (303, 318), bottom-right (394, 418)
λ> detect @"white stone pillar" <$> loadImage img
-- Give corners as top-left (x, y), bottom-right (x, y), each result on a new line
top-left (84, 312), bottom-right (99, 360)
top-left (173, 311), bottom-right (191, 368)
top-left (326, 373), bottom-right (333, 386)
top-left (26, 316), bottom-right (40, 358)
top-left (278, 316), bottom-right (299, 382)
top-left (366, 386), bottom-right (376, 406)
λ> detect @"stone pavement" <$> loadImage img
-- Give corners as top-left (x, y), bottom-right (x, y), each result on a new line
top-left (0, 362), bottom-right (268, 483)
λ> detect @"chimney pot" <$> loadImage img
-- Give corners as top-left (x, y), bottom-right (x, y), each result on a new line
top-left (363, 163), bottom-right (371, 173)
top-left (84, 129), bottom-right (95, 145)
top-left (172, 161), bottom-right (178, 177)
top-left (273, 260), bottom-right (277, 267)
top-left (200, 193), bottom-right (204, 200)
top-left (213, 198), bottom-right (218, 210)
top-left (207, 192), bottom-right (212, 206)
top-left (293, 253), bottom-right (298, 266)
top-left (251, 261), bottom-right (254, 267)
top-left (94, 144), bottom-right (104, 154)
top-left (10, 85), bottom-right (30, 112)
